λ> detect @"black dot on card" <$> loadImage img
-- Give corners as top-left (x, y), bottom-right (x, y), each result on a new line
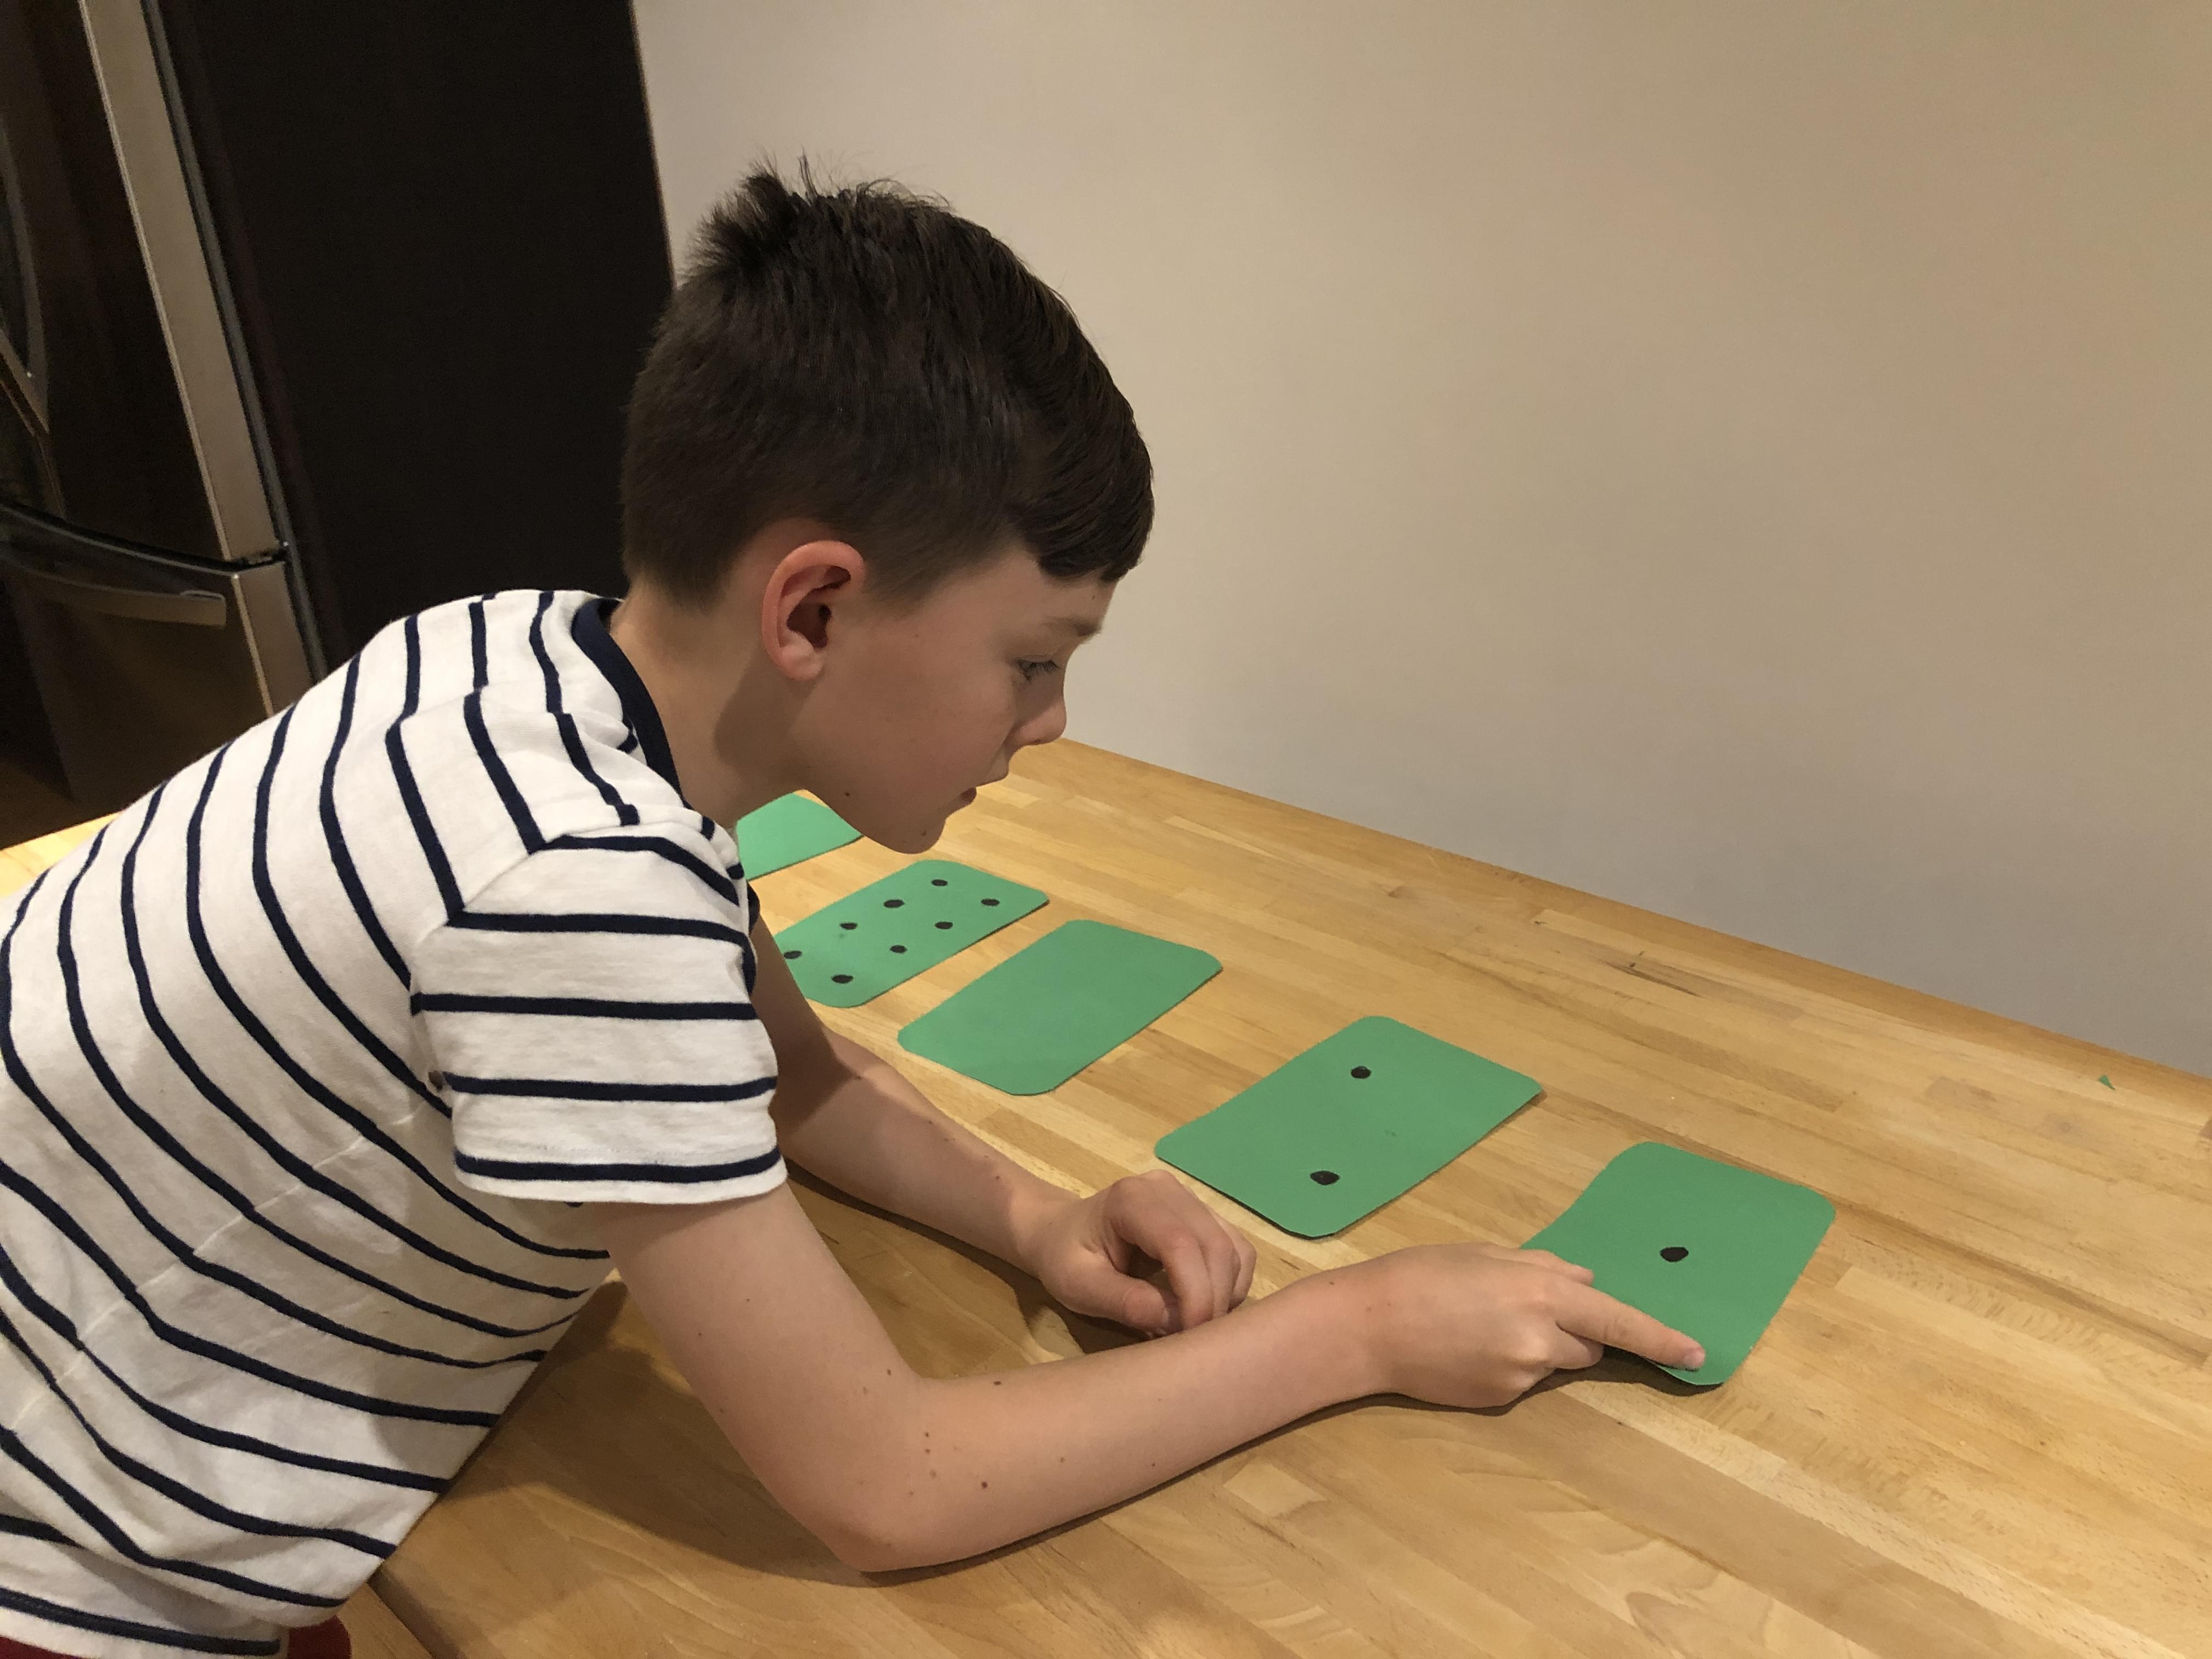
top-left (981, 897), bottom-right (1000, 906)
top-left (1350, 1065), bottom-right (1372, 1079)
top-left (884, 898), bottom-right (905, 908)
top-left (839, 921), bottom-right (857, 931)
top-left (934, 920), bottom-right (953, 929)
top-left (932, 878), bottom-right (949, 886)
top-left (832, 974), bottom-right (853, 984)
top-left (1310, 1170), bottom-right (1340, 1186)
top-left (783, 949), bottom-right (802, 959)
top-left (1660, 1246), bottom-right (1689, 1263)
top-left (890, 945), bottom-right (907, 953)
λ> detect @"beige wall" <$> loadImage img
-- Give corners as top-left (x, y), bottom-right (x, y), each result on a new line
top-left (633, 1), bottom-right (2212, 1075)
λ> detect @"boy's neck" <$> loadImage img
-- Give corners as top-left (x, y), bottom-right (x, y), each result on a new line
top-left (604, 583), bottom-right (794, 830)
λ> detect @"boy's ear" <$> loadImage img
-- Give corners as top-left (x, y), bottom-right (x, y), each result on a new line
top-left (760, 539), bottom-right (866, 681)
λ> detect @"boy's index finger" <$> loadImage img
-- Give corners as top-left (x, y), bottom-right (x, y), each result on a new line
top-left (1557, 1282), bottom-right (1706, 1372)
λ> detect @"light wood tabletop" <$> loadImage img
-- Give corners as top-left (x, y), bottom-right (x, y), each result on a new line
top-left (7, 741), bottom-right (2209, 1658)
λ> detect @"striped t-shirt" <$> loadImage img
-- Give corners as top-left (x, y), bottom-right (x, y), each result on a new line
top-left (0, 590), bottom-right (787, 1657)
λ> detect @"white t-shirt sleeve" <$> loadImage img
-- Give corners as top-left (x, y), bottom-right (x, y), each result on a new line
top-left (409, 821), bottom-right (786, 1204)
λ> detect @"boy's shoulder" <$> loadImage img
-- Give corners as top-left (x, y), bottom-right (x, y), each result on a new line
top-left (330, 588), bottom-right (731, 917)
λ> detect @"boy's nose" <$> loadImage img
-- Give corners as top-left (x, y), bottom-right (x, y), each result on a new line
top-left (1017, 695), bottom-right (1068, 750)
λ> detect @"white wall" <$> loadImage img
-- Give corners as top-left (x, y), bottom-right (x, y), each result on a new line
top-left (633, 1), bottom-right (2212, 1075)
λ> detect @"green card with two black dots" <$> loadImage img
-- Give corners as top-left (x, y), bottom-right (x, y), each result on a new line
top-left (1155, 1016), bottom-right (1543, 1239)
top-left (1526, 1142), bottom-right (1833, 1386)
top-left (776, 860), bottom-right (1046, 1007)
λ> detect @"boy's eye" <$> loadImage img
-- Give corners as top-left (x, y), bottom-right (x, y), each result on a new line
top-left (1016, 658), bottom-right (1062, 683)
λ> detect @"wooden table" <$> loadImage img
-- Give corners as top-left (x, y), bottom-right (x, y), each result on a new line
top-left (10, 742), bottom-right (2210, 1658)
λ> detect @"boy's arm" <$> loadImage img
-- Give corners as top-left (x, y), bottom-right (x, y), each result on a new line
top-left (751, 915), bottom-right (1251, 1334)
top-left (752, 918), bottom-right (1064, 1268)
top-left (591, 1180), bottom-right (1378, 1572)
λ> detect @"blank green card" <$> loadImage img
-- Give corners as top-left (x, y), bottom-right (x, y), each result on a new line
top-left (900, 921), bottom-right (1221, 1094)
top-left (1155, 1017), bottom-right (1543, 1238)
top-left (776, 861), bottom-right (1045, 1007)
top-left (1526, 1142), bottom-right (1833, 1387)
top-left (735, 793), bottom-right (859, 877)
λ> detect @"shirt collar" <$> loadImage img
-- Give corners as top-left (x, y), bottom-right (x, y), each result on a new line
top-left (570, 595), bottom-right (683, 797)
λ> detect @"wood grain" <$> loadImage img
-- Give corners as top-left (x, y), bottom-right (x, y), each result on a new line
top-left (339, 1584), bottom-right (435, 1659)
top-left (0, 816), bottom-right (107, 901)
top-left (9, 742), bottom-right (2208, 1657)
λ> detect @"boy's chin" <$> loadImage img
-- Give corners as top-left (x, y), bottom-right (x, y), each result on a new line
top-left (861, 810), bottom-right (951, 856)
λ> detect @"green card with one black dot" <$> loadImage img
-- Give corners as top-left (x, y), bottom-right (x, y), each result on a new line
top-left (1155, 1016), bottom-right (1542, 1239)
top-left (1523, 1142), bottom-right (1833, 1387)
top-left (775, 860), bottom-right (1047, 1007)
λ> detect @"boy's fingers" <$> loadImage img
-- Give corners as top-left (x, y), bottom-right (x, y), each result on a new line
top-left (1517, 1249), bottom-right (1596, 1283)
top-left (1559, 1283), bottom-right (1706, 1371)
top-left (1195, 1226), bottom-right (1239, 1323)
top-left (1154, 1231), bottom-right (1221, 1331)
top-left (1551, 1330), bottom-right (1606, 1369)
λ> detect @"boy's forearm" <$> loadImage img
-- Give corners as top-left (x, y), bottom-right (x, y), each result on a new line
top-left (852, 1268), bottom-right (1381, 1571)
top-left (770, 1031), bottom-right (1069, 1270)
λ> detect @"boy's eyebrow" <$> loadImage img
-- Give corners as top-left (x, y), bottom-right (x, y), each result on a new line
top-left (1049, 615), bottom-right (1104, 640)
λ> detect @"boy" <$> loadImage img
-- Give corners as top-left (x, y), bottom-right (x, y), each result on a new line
top-left (0, 168), bottom-right (1700, 1658)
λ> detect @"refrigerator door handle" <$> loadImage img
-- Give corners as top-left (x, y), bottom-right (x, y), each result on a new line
top-left (0, 546), bottom-right (227, 626)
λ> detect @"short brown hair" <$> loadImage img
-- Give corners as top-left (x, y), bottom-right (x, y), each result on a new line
top-left (619, 164), bottom-right (1153, 605)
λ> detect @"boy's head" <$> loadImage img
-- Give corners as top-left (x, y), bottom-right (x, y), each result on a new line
top-left (618, 165), bottom-right (1152, 851)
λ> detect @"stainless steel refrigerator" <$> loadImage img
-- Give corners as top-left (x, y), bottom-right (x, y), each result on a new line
top-left (0, 0), bottom-right (672, 816)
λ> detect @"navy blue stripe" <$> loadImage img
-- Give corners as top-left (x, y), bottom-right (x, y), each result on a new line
top-left (258, 707), bottom-right (448, 1116)
top-left (444, 1073), bottom-right (777, 1103)
top-left (44, 833), bottom-right (548, 1374)
top-left (323, 655), bottom-right (409, 986)
top-left (449, 910), bottom-right (750, 945)
top-left (543, 833), bottom-right (744, 909)
top-left (115, 787), bottom-right (585, 1339)
top-left (461, 595), bottom-right (545, 851)
top-left (458, 1148), bottom-right (785, 1184)
top-left (388, 614), bottom-right (463, 919)
top-left (0, 1243), bottom-right (442, 1493)
top-left (0, 1583), bottom-right (280, 1656)
top-left (0, 1423), bottom-right (343, 1608)
top-left (531, 591), bottom-right (638, 827)
top-left (464, 690), bottom-right (544, 851)
top-left (414, 992), bottom-right (757, 1022)
top-left (0, 1158), bottom-right (496, 1429)
top-left (0, 1303), bottom-right (392, 1559)
top-left (180, 755), bottom-right (604, 1278)
top-left (470, 595), bottom-right (489, 684)
top-left (571, 596), bottom-right (682, 793)
top-left (0, 1510), bottom-right (70, 1545)
top-left (616, 730), bottom-right (640, 754)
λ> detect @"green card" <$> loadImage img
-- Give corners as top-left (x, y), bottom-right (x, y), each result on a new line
top-left (1155, 1017), bottom-right (1542, 1238)
top-left (899, 921), bottom-right (1221, 1094)
top-left (776, 860), bottom-right (1046, 1007)
top-left (735, 793), bottom-right (859, 877)
top-left (1525, 1142), bottom-right (1834, 1387)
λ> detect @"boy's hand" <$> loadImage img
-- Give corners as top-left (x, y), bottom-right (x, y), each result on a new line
top-left (1020, 1170), bottom-right (1257, 1336)
top-left (1346, 1242), bottom-right (1706, 1407)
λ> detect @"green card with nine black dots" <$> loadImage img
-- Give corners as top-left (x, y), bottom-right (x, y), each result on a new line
top-left (1155, 1015), bottom-right (1542, 1238)
top-left (774, 860), bottom-right (1046, 1007)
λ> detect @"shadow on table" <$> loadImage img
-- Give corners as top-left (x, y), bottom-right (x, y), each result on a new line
top-left (460, 1169), bottom-right (1700, 1591)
